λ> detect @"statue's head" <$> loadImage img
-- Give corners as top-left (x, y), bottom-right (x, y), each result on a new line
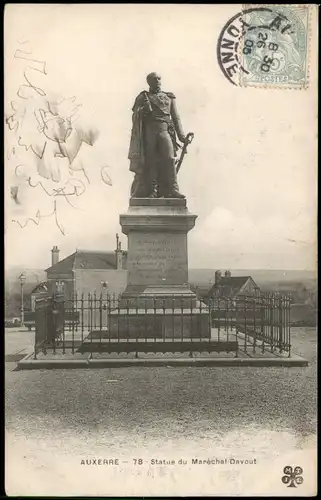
top-left (146, 72), bottom-right (161, 91)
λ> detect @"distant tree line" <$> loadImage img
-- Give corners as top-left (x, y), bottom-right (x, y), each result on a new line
top-left (5, 289), bottom-right (32, 319)
top-left (261, 282), bottom-right (317, 307)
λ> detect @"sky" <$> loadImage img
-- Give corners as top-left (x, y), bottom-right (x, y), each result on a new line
top-left (4, 4), bottom-right (317, 272)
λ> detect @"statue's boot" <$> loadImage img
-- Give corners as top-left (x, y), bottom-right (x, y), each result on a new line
top-left (130, 173), bottom-right (150, 198)
top-left (168, 189), bottom-right (185, 199)
top-left (165, 160), bottom-right (185, 199)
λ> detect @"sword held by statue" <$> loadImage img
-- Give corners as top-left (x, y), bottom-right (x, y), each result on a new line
top-left (176, 132), bottom-right (194, 173)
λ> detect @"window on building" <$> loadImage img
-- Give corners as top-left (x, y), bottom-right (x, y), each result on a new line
top-left (56, 281), bottom-right (65, 294)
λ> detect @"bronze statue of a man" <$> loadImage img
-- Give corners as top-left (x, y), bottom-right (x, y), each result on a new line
top-left (128, 72), bottom-right (186, 199)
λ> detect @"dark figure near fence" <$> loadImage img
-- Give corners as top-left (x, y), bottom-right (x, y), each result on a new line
top-left (128, 72), bottom-right (186, 199)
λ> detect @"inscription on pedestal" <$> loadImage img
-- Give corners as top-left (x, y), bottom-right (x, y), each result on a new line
top-left (128, 232), bottom-right (188, 286)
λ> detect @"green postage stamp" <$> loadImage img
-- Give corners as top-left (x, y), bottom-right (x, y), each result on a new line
top-left (239, 5), bottom-right (310, 88)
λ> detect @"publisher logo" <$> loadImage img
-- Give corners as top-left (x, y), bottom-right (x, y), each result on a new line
top-left (282, 466), bottom-right (304, 487)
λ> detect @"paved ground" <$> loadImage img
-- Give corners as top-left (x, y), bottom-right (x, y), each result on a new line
top-left (5, 327), bottom-right (34, 358)
top-left (5, 327), bottom-right (317, 496)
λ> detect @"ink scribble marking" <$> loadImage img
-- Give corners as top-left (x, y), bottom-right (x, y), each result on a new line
top-left (12, 200), bottom-right (65, 235)
top-left (6, 42), bottom-right (113, 235)
top-left (10, 186), bottom-right (20, 204)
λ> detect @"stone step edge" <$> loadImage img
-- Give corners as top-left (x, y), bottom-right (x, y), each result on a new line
top-left (15, 352), bottom-right (308, 370)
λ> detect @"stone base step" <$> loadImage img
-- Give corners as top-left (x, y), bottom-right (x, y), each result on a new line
top-left (16, 353), bottom-right (309, 370)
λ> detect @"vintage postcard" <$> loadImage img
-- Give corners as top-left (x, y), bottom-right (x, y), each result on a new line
top-left (4, 4), bottom-right (318, 497)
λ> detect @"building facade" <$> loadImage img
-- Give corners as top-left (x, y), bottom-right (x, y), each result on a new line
top-left (44, 235), bottom-right (128, 300)
top-left (207, 270), bottom-right (261, 299)
top-left (30, 282), bottom-right (48, 311)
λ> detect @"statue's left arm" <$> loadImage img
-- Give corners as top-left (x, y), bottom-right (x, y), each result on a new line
top-left (169, 94), bottom-right (186, 143)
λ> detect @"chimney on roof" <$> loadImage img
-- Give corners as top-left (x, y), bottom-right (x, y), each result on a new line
top-left (215, 270), bottom-right (222, 284)
top-left (51, 246), bottom-right (60, 266)
top-left (115, 233), bottom-right (123, 270)
top-left (225, 270), bottom-right (231, 278)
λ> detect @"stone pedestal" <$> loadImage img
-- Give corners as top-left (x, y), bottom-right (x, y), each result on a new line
top-left (121, 198), bottom-right (195, 283)
top-left (114, 198), bottom-right (210, 339)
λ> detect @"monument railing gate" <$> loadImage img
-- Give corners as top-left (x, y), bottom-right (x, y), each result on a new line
top-left (33, 292), bottom-right (291, 359)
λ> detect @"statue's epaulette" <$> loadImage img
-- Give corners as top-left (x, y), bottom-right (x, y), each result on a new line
top-left (135, 91), bottom-right (147, 101)
top-left (166, 92), bottom-right (176, 98)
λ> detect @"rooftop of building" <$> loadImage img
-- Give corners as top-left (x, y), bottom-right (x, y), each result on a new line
top-left (207, 272), bottom-right (260, 298)
top-left (30, 281), bottom-right (48, 294)
top-left (46, 248), bottom-right (127, 273)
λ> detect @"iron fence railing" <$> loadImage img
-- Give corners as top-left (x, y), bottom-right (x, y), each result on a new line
top-left (208, 294), bottom-right (291, 356)
top-left (33, 292), bottom-right (291, 359)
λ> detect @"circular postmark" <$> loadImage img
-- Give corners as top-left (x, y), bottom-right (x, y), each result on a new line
top-left (217, 6), bottom-right (309, 88)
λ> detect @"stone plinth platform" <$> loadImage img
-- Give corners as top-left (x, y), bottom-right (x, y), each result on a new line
top-left (120, 284), bottom-right (197, 308)
top-left (106, 305), bottom-right (210, 339)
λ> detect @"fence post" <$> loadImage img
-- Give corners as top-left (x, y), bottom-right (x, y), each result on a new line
top-left (153, 297), bottom-right (157, 344)
top-left (189, 296), bottom-right (193, 346)
top-left (145, 297), bottom-right (148, 341)
top-left (70, 293), bottom-right (75, 355)
top-left (288, 294), bottom-right (292, 358)
top-left (81, 293), bottom-right (84, 350)
top-left (88, 293), bottom-right (92, 357)
top-left (253, 296), bottom-right (257, 354)
top-left (99, 292), bottom-right (103, 352)
top-left (226, 298), bottom-right (229, 339)
top-left (52, 295), bottom-right (57, 356)
top-left (181, 297), bottom-right (184, 343)
top-left (269, 293), bottom-right (274, 350)
top-left (217, 297), bottom-right (221, 344)
top-left (199, 296), bottom-right (203, 343)
top-left (234, 297), bottom-right (239, 357)
top-left (118, 294), bottom-right (121, 346)
top-left (269, 294), bottom-right (273, 352)
top-left (61, 295), bottom-right (66, 355)
top-left (207, 298), bottom-right (210, 339)
top-left (189, 296), bottom-right (193, 357)
top-left (235, 297), bottom-right (238, 356)
top-left (34, 297), bottom-right (42, 359)
top-left (127, 299), bottom-right (130, 344)
top-left (172, 296), bottom-right (175, 343)
top-left (244, 297), bottom-right (247, 353)
top-left (278, 295), bottom-right (283, 353)
top-left (107, 292), bottom-right (111, 345)
top-left (261, 294), bottom-right (265, 354)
